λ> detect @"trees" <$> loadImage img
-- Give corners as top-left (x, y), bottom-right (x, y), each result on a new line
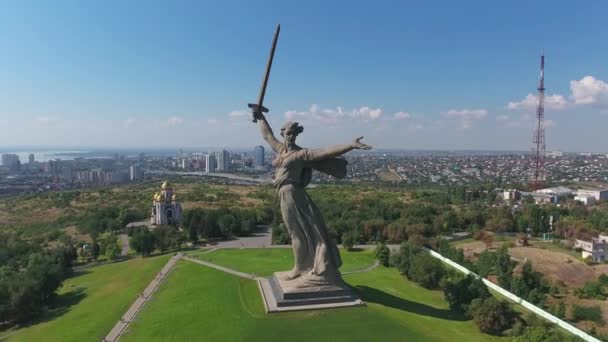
top-left (105, 240), bottom-right (120, 261)
top-left (342, 233), bottom-right (355, 251)
top-left (98, 232), bottom-right (120, 261)
top-left (407, 251), bottom-right (445, 289)
top-left (443, 274), bottom-right (490, 313)
top-left (475, 250), bottom-right (497, 277)
top-left (91, 240), bottom-right (100, 261)
top-left (153, 225), bottom-right (178, 253)
top-left (510, 261), bottom-right (548, 306)
top-left (272, 223), bottom-right (290, 245)
top-left (0, 234), bottom-right (71, 324)
top-left (495, 245), bottom-right (514, 288)
top-left (469, 297), bottom-right (516, 335)
top-left (374, 243), bottom-right (391, 267)
top-left (130, 228), bottom-right (156, 256)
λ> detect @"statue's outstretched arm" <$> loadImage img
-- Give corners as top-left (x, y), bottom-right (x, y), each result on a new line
top-left (256, 113), bottom-right (282, 153)
top-left (304, 137), bottom-right (372, 161)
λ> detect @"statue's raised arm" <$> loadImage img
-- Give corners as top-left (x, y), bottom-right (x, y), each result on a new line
top-left (303, 136), bottom-right (372, 161)
top-left (256, 112), bottom-right (282, 153)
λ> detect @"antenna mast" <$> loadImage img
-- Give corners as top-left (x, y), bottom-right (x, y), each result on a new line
top-left (531, 51), bottom-right (546, 190)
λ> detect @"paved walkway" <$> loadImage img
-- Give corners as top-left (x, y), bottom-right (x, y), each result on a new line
top-left (182, 255), bottom-right (259, 280)
top-left (342, 260), bottom-right (380, 275)
top-left (103, 253), bottom-right (182, 342)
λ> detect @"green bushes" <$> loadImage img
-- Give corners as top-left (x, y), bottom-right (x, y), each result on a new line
top-left (443, 274), bottom-right (490, 313)
top-left (0, 233), bottom-right (75, 324)
top-left (571, 304), bottom-right (603, 324)
top-left (574, 275), bottom-right (608, 300)
top-left (374, 243), bottom-right (390, 266)
top-left (468, 297), bottom-right (517, 335)
top-left (393, 241), bottom-right (444, 289)
top-left (342, 233), bottom-right (355, 251)
top-left (182, 207), bottom-right (259, 240)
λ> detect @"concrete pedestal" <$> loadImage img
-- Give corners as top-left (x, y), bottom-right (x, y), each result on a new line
top-left (258, 272), bottom-right (364, 313)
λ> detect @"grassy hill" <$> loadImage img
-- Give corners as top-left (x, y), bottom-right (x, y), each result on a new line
top-left (121, 250), bottom-right (506, 342)
top-left (188, 248), bottom-right (377, 276)
top-left (0, 255), bottom-right (170, 342)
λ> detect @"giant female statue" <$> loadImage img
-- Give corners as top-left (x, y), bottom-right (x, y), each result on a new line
top-left (255, 112), bottom-right (371, 288)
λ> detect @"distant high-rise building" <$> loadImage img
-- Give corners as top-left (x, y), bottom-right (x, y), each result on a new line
top-left (61, 166), bottom-right (74, 183)
top-left (254, 145), bottom-right (265, 168)
top-left (215, 150), bottom-right (230, 171)
top-left (206, 154), bottom-right (216, 173)
top-left (45, 160), bottom-right (61, 176)
top-left (28, 153), bottom-right (35, 164)
top-left (1, 154), bottom-right (20, 171)
top-left (179, 159), bottom-right (189, 169)
top-left (130, 165), bottom-right (144, 181)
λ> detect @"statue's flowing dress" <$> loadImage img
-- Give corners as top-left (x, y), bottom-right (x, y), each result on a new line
top-left (273, 146), bottom-right (345, 285)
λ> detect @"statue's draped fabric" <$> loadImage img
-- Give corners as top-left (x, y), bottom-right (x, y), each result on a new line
top-left (273, 147), bottom-right (346, 285)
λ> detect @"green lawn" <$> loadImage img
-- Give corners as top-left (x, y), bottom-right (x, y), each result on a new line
top-left (0, 255), bottom-right (170, 342)
top-left (189, 248), bottom-right (376, 276)
top-left (122, 255), bottom-right (507, 342)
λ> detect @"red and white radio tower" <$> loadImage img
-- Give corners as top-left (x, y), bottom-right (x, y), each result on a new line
top-left (530, 51), bottom-right (546, 190)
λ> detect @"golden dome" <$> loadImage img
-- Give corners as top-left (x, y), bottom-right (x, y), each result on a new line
top-left (171, 193), bottom-right (177, 201)
top-left (153, 192), bottom-right (161, 201)
top-left (161, 180), bottom-right (171, 190)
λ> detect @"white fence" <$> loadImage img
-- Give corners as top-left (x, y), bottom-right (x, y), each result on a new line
top-left (427, 249), bottom-right (600, 342)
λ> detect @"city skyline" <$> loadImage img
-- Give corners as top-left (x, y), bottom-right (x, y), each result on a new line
top-left (1, 1), bottom-right (607, 151)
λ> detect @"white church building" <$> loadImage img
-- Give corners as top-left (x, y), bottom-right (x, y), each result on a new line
top-left (150, 180), bottom-right (182, 226)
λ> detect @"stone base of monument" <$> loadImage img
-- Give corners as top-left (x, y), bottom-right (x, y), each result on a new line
top-left (257, 272), bottom-right (364, 313)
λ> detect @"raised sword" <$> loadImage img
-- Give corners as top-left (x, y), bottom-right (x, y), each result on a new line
top-left (248, 24), bottom-right (281, 123)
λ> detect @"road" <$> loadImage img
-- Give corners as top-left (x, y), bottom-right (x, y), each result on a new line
top-left (147, 170), bottom-right (273, 184)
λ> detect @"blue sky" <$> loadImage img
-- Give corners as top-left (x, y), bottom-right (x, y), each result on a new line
top-left (1, 0), bottom-right (607, 151)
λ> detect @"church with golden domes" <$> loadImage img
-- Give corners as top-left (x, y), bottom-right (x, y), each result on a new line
top-left (150, 180), bottom-right (182, 226)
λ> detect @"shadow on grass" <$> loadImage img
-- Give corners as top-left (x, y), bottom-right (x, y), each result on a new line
top-left (355, 285), bottom-right (466, 321)
top-left (0, 287), bottom-right (87, 334)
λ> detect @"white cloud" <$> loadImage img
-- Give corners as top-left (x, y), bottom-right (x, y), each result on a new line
top-left (393, 111), bottom-right (412, 120)
top-left (570, 75), bottom-right (608, 106)
top-left (445, 109), bottom-right (487, 128)
top-left (167, 116), bottom-right (184, 126)
top-left (228, 110), bottom-right (249, 118)
top-left (207, 118), bottom-right (218, 124)
top-left (284, 104), bottom-right (383, 124)
top-left (508, 93), bottom-right (567, 111)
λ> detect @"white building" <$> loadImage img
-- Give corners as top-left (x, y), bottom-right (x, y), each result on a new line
top-left (129, 165), bottom-right (144, 181)
top-left (575, 235), bottom-right (608, 262)
top-left (215, 150), bottom-right (230, 171)
top-left (205, 154), bottom-right (216, 173)
top-left (503, 189), bottom-right (521, 201)
top-left (575, 189), bottom-right (608, 202)
top-left (536, 186), bottom-right (573, 197)
top-left (150, 181), bottom-right (182, 226)
top-left (574, 196), bottom-right (596, 206)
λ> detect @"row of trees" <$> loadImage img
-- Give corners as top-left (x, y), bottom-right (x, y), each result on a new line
top-left (79, 206), bottom-right (147, 238)
top-left (182, 207), bottom-right (273, 242)
top-left (386, 239), bottom-right (579, 338)
top-left (0, 233), bottom-right (75, 324)
top-left (129, 226), bottom-right (185, 256)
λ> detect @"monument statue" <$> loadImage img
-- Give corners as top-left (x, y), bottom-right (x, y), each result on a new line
top-left (250, 24), bottom-right (369, 311)
top-left (255, 112), bottom-right (371, 290)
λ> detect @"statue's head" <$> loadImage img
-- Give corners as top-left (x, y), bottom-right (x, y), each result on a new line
top-left (280, 121), bottom-right (303, 149)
